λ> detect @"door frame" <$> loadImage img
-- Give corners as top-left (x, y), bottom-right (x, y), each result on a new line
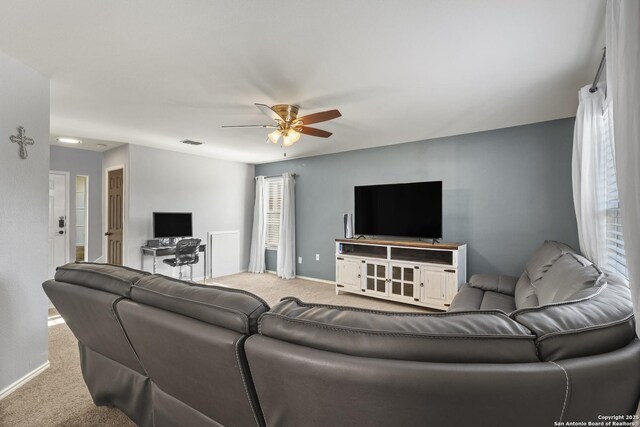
top-left (49, 170), bottom-right (71, 266)
top-left (104, 165), bottom-right (127, 265)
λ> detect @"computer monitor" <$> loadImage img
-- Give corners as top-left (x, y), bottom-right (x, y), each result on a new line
top-left (153, 212), bottom-right (193, 238)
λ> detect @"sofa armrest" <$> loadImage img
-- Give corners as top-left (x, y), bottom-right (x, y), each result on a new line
top-left (468, 274), bottom-right (519, 296)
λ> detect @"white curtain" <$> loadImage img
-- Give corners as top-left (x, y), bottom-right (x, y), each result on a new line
top-left (606, 0), bottom-right (640, 338)
top-left (572, 85), bottom-right (608, 266)
top-left (248, 176), bottom-right (266, 273)
top-left (277, 173), bottom-right (296, 279)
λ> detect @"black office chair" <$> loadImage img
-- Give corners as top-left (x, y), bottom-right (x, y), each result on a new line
top-left (163, 238), bottom-right (201, 281)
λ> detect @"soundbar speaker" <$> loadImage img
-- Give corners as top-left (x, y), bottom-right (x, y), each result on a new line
top-left (344, 213), bottom-right (353, 239)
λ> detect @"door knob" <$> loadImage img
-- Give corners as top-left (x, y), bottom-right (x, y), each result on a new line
top-left (58, 230), bottom-right (64, 235)
top-left (105, 232), bottom-right (112, 236)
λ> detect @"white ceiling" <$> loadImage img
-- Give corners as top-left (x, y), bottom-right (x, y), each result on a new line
top-left (50, 135), bottom-right (123, 152)
top-left (0, 0), bottom-right (605, 164)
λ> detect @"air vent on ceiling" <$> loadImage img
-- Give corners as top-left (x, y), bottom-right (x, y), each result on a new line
top-left (181, 139), bottom-right (204, 146)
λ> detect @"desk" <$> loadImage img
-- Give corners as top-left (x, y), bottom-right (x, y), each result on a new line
top-left (140, 244), bottom-right (207, 276)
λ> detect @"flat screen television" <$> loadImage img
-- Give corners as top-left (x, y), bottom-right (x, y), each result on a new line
top-left (153, 212), bottom-right (193, 238)
top-left (354, 181), bottom-right (442, 239)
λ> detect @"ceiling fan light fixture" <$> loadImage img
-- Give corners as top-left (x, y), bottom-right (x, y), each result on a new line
top-left (282, 129), bottom-right (301, 147)
top-left (268, 129), bottom-right (282, 144)
top-left (224, 103), bottom-right (341, 148)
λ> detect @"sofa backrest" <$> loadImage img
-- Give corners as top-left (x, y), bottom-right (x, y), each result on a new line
top-left (524, 240), bottom-right (575, 285)
top-left (535, 253), bottom-right (603, 305)
top-left (54, 262), bottom-right (149, 297)
top-left (512, 270), bottom-right (635, 361)
top-left (117, 274), bottom-right (269, 427)
top-left (43, 263), bottom-right (149, 375)
top-left (130, 274), bottom-right (267, 334)
top-left (514, 272), bottom-right (539, 309)
top-left (245, 334), bottom-right (573, 427)
top-left (258, 297), bottom-right (538, 364)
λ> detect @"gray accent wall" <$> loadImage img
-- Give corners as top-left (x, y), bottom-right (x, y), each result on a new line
top-left (0, 50), bottom-right (50, 394)
top-left (50, 146), bottom-right (103, 262)
top-left (255, 118), bottom-right (579, 281)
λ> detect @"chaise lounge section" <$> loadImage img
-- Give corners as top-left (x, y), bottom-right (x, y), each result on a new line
top-left (43, 240), bottom-right (640, 426)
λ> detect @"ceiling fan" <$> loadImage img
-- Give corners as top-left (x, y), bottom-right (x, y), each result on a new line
top-left (222, 104), bottom-right (342, 147)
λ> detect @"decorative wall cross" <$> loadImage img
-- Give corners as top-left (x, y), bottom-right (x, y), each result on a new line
top-left (10, 126), bottom-right (34, 159)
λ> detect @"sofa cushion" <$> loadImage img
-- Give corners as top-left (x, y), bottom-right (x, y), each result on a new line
top-left (535, 253), bottom-right (603, 305)
top-left (260, 297), bottom-right (538, 363)
top-left (514, 273), bottom-right (539, 309)
top-left (448, 284), bottom-right (516, 313)
top-left (479, 291), bottom-right (517, 313)
top-left (131, 274), bottom-right (269, 334)
top-left (55, 262), bottom-right (149, 297)
top-left (524, 240), bottom-right (575, 285)
top-left (468, 274), bottom-right (518, 296)
top-left (447, 283), bottom-right (484, 312)
top-left (512, 271), bottom-right (635, 361)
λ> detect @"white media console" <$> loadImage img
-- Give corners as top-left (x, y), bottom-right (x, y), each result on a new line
top-left (335, 238), bottom-right (467, 310)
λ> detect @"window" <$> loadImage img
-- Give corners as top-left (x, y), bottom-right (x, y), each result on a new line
top-left (75, 175), bottom-right (88, 262)
top-left (602, 103), bottom-right (628, 277)
top-left (265, 178), bottom-right (283, 248)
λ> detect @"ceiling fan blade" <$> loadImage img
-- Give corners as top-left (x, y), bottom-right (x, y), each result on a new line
top-left (221, 124), bottom-right (278, 128)
top-left (255, 103), bottom-right (283, 123)
top-left (297, 109), bottom-right (341, 125)
top-left (298, 126), bottom-right (333, 138)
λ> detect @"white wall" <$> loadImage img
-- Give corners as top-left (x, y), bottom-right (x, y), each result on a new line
top-left (0, 50), bottom-right (50, 394)
top-left (127, 145), bottom-right (254, 278)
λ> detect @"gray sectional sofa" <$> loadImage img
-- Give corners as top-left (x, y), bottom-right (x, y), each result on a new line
top-left (43, 241), bottom-right (640, 427)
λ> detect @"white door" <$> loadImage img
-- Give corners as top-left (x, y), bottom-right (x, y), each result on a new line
top-left (48, 173), bottom-right (68, 278)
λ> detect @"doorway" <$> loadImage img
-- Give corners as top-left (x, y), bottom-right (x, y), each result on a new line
top-left (48, 172), bottom-right (69, 278)
top-left (106, 168), bottom-right (124, 265)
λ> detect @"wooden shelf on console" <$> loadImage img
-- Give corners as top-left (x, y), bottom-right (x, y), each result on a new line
top-left (335, 238), bottom-right (464, 250)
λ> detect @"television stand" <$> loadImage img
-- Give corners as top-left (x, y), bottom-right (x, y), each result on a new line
top-left (335, 238), bottom-right (467, 310)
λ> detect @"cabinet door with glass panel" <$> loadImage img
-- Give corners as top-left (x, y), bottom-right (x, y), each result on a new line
top-left (389, 263), bottom-right (419, 302)
top-left (362, 260), bottom-right (389, 296)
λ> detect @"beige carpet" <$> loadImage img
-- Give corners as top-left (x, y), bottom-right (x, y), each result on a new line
top-left (0, 320), bottom-right (135, 426)
top-left (0, 273), bottom-right (428, 426)
top-left (208, 272), bottom-right (431, 312)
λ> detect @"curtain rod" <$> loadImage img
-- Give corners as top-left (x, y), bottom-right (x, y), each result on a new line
top-left (255, 173), bottom-right (297, 180)
top-left (589, 47), bottom-right (607, 93)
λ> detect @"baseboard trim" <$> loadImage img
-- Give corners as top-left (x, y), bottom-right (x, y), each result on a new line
top-left (0, 361), bottom-right (50, 401)
top-left (296, 275), bottom-right (335, 285)
top-left (265, 270), bottom-right (334, 285)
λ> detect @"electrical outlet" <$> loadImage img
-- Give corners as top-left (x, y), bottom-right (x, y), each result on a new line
top-left (316, 254), bottom-right (320, 261)
top-left (298, 256), bottom-right (302, 264)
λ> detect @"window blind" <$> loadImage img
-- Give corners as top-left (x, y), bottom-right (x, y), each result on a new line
top-left (265, 178), bottom-right (283, 248)
top-left (602, 104), bottom-right (628, 278)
